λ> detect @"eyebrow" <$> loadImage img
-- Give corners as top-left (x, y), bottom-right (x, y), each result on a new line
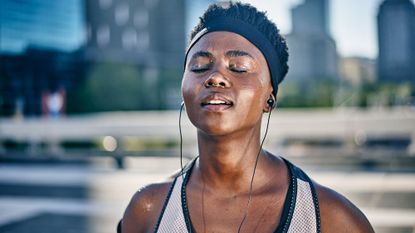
top-left (225, 50), bottom-right (254, 59)
top-left (190, 51), bottom-right (212, 60)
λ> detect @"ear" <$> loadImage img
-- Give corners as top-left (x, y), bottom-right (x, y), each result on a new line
top-left (263, 94), bottom-right (276, 113)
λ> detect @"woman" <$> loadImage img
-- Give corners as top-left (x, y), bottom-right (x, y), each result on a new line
top-left (120, 2), bottom-right (374, 233)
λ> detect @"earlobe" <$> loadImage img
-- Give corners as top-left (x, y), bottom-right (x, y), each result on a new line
top-left (263, 96), bottom-right (275, 112)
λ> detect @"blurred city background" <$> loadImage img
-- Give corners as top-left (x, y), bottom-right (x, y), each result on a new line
top-left (0, 0), bottom-right (414, 232)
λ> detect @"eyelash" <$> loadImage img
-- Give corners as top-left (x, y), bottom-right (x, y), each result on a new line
top-left (190, 67), bottom-right (210, 73)
top-left (191, 66), bottom-right (247, 74)
top-left (230, 67), bottom-right (247, 73)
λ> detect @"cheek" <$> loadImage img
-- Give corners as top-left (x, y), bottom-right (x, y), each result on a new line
top-left (181, 74), bottom-right (204, 120)
top-left (238, 77), bottom-right (269, 105)
top-left (181, 75), bottom-right (198, 101)
top-left (238, 89), bottom-right (264, 116)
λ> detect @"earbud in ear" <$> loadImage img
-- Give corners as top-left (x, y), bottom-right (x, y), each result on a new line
top-left (267, 98), bottom-right (275, 108)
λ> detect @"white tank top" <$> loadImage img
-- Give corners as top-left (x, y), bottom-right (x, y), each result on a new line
top-left (153, 158), bottom-right (321, 233)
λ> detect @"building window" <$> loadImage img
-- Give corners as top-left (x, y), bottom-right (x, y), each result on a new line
top-left (115, 3), bottom-right (130, 26)
top-left (99, 0), bottom-right (112, 9)
top-left (122, 29), bottom-right (138, 49)
top-left (137, 31), bottom-right (150, 49)
top-left (97, 25), bottom-right (110, 47)
top-left (134, 9), bottom-right (149, 28)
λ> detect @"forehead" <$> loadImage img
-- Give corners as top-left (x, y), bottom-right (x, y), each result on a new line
top-left (187, 31), bottom-right (266, 61)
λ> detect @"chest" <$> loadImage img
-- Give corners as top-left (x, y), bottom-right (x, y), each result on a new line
top-left (186, 189), bottom-right (285, 233)
top-left (154, 162), bottom-right (320, 233)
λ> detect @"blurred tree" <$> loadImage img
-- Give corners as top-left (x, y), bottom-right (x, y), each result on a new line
top-left (278, 78), bottom-right (336, 108)
top-left (67, 62), bottom-right (143, 113)
top-left (66, 62), bottom-right (183, 113)
top-left (359, 82), bottom-right (414, 107)
top-left (277, 78), bottom-right (414, 108)
top-left (158, 68), bottom-right (182, 109)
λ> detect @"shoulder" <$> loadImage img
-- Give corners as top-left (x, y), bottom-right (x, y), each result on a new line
top-left (314, 182), bottom-right (375, 233)
top-left (121, 176), bottom-right (176, 233)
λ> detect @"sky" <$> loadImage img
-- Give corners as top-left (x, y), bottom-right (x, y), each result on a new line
top-left (241, 0), bottom-right (385, 59)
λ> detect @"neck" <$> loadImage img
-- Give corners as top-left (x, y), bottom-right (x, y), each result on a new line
top-left (196, 125), bottom-right (265, 191)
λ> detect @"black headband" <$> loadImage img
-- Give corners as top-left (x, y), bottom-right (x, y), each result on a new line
top-left (184, 16), bottom-right (281, 97)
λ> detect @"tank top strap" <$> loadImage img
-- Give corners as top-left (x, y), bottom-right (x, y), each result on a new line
top-left (154, 157), bottom-right (198, 233)
top-left (282, 158), bottom-right (321, 233)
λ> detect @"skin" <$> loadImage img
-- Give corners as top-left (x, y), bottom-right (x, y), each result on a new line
top-left (121, 31), bottom-right (375, 233)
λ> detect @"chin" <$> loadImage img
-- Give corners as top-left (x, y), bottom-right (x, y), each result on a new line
top-left (195, 120), bottom-right (236, 137)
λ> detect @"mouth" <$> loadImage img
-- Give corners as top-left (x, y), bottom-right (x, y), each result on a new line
top-left (201, 96), bottom-right (233, 111)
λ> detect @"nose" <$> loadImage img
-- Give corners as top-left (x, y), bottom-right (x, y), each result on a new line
top-left (204, 72), bottom-right (230, 89)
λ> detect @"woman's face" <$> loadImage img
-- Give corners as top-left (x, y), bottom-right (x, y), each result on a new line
top-left (182, 31), bottom-right (273, 136)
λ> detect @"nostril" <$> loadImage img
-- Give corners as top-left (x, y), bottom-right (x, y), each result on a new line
top-left (219, 82), bottom-right (226, 87)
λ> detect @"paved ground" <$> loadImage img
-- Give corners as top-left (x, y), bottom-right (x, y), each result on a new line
top-left (0, 156), bottom-right (414, 233)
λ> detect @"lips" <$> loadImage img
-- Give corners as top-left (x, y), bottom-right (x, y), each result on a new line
top-left (201, 95), bottom-right (233, 111)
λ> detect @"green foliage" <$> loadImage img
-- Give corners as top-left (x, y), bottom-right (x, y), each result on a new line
top-left (362, 82), bottom-right (414, 107)
top-left (66, 62), bottom-right (183, 113)
top-left (67, 62), bottom-right (144, 113)
top-left (277, 78), bottom-right (414, 108)
top-left (158, 68), bottom-right (182, 109)
top-left (327, 82), bottom-right (413, 108)
top-left (278, 79), bottom-right (336, 108)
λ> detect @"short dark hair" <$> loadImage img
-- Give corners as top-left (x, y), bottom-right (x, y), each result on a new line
top-left (189, 2), bottom-right (289, 85)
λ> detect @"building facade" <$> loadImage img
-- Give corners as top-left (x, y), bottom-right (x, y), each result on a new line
top-left (377, 0), bottom-right (415, 83)
top-left (84, 0), bottom-right (186, 109)
top-left (284, 0), bottom-right (338, 84)
top-left (84, 0), bottom-right (186, 68)
top-left (339, 57), bottom-right (376, 86)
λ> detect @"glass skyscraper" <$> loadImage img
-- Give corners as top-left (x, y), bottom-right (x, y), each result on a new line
top-left (377, 0), bottom-right (415, 83)
top-left (285, 0), bottom-right (338, 83)
top-left (0, 0), bottom-right (85, 54)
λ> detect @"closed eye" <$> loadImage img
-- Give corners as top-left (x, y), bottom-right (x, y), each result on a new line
top-left (190, 66), bottom-right (210, 73)
top-left (230, 68), bottom-right (247, 73)
top-left (229, 64), bottom-right (248, 73)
